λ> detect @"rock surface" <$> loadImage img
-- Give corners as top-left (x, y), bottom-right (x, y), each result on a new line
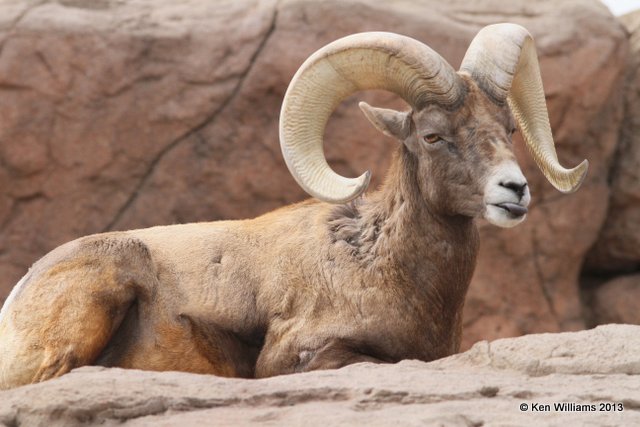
top-left (586, 10), bottom-right (640, 273)
top-left (0, 324), bottom-right (638, 426)
top-left (0, 0), bottom-right (630, 348)
top-left (589, 274), bottom-right (640, 325)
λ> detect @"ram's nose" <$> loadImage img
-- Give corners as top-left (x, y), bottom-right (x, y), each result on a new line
top-left (499, 181), bottom-right (528, 200)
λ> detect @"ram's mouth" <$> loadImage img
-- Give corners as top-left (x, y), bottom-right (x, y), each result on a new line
top-left (492, 202), bottom-right (528, 218)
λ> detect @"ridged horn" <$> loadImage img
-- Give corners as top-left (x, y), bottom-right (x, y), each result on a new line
top-left (280, 32), bottom-right (463, 203)
top-left (460, 23), bottom-right (588, 193)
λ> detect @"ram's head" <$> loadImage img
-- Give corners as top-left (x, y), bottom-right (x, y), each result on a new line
top-left (279, 24), bottom-right (588, 228)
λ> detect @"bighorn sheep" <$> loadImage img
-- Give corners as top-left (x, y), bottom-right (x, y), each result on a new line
top-left (0, 24), bottom-right (587, 389)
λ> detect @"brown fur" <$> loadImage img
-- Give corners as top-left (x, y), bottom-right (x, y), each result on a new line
top-left (0, 76), bottom-right (520, 388)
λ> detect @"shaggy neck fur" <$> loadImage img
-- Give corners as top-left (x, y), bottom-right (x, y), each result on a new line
top-left (328, 144), bottom-right (479, 354)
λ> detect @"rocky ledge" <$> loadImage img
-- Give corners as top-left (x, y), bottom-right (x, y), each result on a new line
top-left (0, 324), bottom-right (638, 426)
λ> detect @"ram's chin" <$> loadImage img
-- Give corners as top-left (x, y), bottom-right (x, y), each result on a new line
top-left (484, 204), bottom-right (527, 228)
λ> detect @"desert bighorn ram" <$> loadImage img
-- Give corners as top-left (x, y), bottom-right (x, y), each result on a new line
top-left (0, 24), bottom-right (587, 389)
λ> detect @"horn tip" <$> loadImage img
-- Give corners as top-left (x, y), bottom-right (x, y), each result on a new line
top-left (353, 170), bottom-right (372, 199)
top-left (314, 170), bottom-right (372, 204)
top-left (348, 170), bottom-right (372, 201)
top-left (363, 169), bottom-right (372, 186)
top-left (559, 159), bottom-right (589, 194)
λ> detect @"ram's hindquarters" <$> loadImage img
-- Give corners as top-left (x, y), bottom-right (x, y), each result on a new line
top-left (0, 237), bottom-right (151, 389)
top-left (0, 300), bottom-right (42, 389)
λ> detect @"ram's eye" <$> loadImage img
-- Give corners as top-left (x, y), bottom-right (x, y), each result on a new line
top-left (509, 127), bottom-right (517, 136)
top-left (423, 134), bottom-right (442, 144)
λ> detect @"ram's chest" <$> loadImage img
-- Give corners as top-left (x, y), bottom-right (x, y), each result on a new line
top-left (352, 280), bottom-right (466, 361)
top-left (270, 269), bottom-right (466, 363)
top-left (258, 222), bottom-right (479, 373)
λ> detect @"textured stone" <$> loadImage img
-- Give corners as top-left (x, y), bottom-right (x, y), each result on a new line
top-left (586, 10), bottom-right (640, 273)
top-left (0, 0), bottom-right (629, 351)
top-left (590, 274), bottom-right (640, 325)
top-left (0, 325), bottom-right (638, 426)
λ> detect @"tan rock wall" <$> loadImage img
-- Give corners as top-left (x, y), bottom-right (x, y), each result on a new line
top-left (586, 10), bottom-right (640, 274)
top-left (587, 274), bottom-right (640, 325)
top-left (579, 10), bottom-right (640, 334)
top-left (0, 0), bottom-right (631, 349)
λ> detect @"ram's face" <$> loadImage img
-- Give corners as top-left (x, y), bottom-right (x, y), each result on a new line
top-left (415, 78), bottom-right (530, 227)
top-left (360, 77), bottom-right (530, 228)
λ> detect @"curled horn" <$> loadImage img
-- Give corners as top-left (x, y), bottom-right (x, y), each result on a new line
top-left (460, 23), bottom-right (588, 193)
top-left (279, 32), bottom-right (464, 203)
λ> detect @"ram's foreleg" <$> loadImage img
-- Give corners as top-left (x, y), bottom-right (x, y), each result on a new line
top-left (297, 338), bottom-right (388, 371)
top-left (256, 335), bottom-right (387, 377)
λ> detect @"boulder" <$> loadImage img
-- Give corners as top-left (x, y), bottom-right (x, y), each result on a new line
top-left (589, 274), bottom-right (640, 325)
top-left (585, 10), bottom-right (640, 273)
top-left (0, 325), bottom-right (638, 426)
top-left (0, 0), bottom-right (629, 350)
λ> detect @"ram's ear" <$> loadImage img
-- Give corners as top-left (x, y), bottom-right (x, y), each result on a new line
top-left (358, 101), bottom-right (412, 141)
